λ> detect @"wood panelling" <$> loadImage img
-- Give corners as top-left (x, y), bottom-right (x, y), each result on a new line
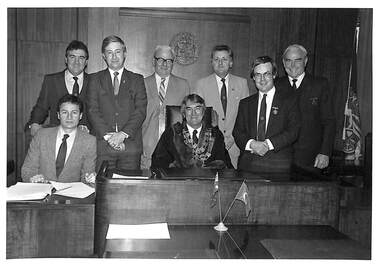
top-left (117, 8), bottom-right (250, 90)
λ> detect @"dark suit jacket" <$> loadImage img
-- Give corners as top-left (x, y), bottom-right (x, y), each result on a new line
top-left (151, 122), bottom-right (231, 169)
top-left (276, 73), bottom-right (335, 167)
top-left (26, 70), bottom-right (90, 129)
top-left (87, 68), bottom-right (147, 155)
top-left (233, 88), bottom-right (300, 173)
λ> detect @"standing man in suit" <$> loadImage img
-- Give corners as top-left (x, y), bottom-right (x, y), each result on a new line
top-left (141, 45), bottom-right (191, 169)
top-left (277, 44), bottom-right (335, 173)
top-left (87, 35), bottom-right (147, 171)
top-left (22, 94), bottom-right (96, 183)
top-left (25, 40), bottom-right (91, 137)
top-left (233, 56), bottom-right (300, 173)
top-left (194, 45), bottom-right (249, 168)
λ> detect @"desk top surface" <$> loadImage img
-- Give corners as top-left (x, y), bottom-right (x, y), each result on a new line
top-left (104, 224), bottom-right (369, 259)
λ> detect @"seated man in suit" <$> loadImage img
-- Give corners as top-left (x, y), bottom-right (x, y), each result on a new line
top-left (151, 94), bottom-right (230, 169)
top-left (194, 45), bottom-right (250, 169)
top-left (21, 94), bottom-right (96, 183)
top-left (25, 40), bottom-right (91, 137)
top-left (233, 56), bottom-right (300, 173)
top-left (141, 45), bottom-right (190, 169)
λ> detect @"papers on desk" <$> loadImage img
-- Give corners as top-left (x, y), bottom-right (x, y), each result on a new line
top-left (106, 223), bottom-right (170, 239)
top-left (50, 181), bottom-right (95, 198)
top-left (7, 181), bottom-right (95, 201)
top-left (111, 173), bottom-right (149, 179)
top-left (7, 182), bottom-right (53, 201)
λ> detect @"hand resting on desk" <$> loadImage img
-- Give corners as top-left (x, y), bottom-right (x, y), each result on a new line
top-left (30, 174), bottom-right (49, 183)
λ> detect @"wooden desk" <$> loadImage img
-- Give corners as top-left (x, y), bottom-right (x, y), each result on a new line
top-left (103, 224), bottom-right (370, 259)
top-left (95, 174), bottom-right (340, 256)
top-left (6, 194), bottom-right (95, 258)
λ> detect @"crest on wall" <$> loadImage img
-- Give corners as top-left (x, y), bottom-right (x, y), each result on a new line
top-left (170, 32), bottom-right (200, 65)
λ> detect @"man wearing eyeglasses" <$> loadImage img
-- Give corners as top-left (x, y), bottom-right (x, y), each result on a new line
top-left (25, 40), bottom-right (91, 140)
top-left (151, 94), bottom-right (230, 169)
top-left (87, 35), bottom-right (147, 171)
top-left (277, 44), bottom-right (335, 175)
top-left (141, 45), bottom-right (191, 169)
top-left (194, 45), bottom-right (249, 169)
top-left (233, 56), bottom-right (300, 174)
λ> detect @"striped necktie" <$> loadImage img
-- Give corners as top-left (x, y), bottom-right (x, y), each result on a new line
top-left (159, 77), bottom-right (166, 105)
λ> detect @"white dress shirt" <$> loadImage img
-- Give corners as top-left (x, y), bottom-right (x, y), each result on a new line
top-left (187, 124), bottom-right (202, 140)
top-left (108, 67), bottom-right (124, 84)
top-left (215, 73), bottom-right (230, 97)
top-left (245, 86), bottom-right (276, 151)
top-left (287, 72), bottom-right (305, 89)
top-left (55, 126), bottom-right (77, 163)
top-left (65, 70), bottom-right (84, 94)
top-left (155, 73), bottom-right (170, 94)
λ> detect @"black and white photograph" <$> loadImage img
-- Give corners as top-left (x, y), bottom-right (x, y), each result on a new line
top-left (2, 0), bottom-right (376, 267)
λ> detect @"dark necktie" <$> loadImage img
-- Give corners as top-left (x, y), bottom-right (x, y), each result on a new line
top-left (56, 134), bottom-right (69, 177)
top-left (113, 72), bottom-right (120, 95)
top-left (72, 77), bottom-right (79, 96)
top-left (193, 130), bottom-right (198, 145)
top-left (220, 78), bottom-right (227, 116)
top-left (257, 94), bottom-right (267, 141)
top-left (292, 78), bottom-right (298, 90)
top-left (159, 77), bottom-right (166, 105)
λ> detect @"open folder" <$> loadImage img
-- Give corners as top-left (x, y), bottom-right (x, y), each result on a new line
top-left (7, 181), bottom-right (95, 201)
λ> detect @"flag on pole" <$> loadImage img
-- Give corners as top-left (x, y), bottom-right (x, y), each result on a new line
top-left (342, 23), bottom-right (361, 160)
top-left (210, 172), bottom-right (219, 208)
top-left (234, 181), bottom-right (251, 217)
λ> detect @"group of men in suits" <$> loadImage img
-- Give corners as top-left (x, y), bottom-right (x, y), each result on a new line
top-left (21, 35), bottom-right (335, 182)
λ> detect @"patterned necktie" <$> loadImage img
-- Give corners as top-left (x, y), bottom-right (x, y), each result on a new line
top-left (72, 77), bottom-right (79, 96)
top-left (56, 134), bottom-right (69, 177)
top-left (113, 72), bottom-right (120, 95)
top-left (193, 129), bottom-right (198, 145)
top-left (292, 78), bottom-right (298, 90)
top-left (159, 77), bottom-right (166, 105)
top-left (220, 78), bottom-right (227, 116)
top-left (257, 94), bottom-right (267, 141)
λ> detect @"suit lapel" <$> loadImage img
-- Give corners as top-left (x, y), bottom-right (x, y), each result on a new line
top-left (64, 130), bottom-right (81, 172)
top-left (118, 68), bottom-right (129, 96)
top-left (80, 72), bottom-right (89, 95)
top-left (266, 90), bottom-right (280, 136)
top-left (48, 127), bottom-right (59, 178)
top-left (58, 71), bottom-right (69, 96)
top-left (165, 75), bottom-right (176, 105)
top-left (250, 94), bottom-right (259, 138)
top-left (210, 75), bottom-right (224, 117)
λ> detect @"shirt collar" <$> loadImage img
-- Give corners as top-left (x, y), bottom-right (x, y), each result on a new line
top-left (186, 123), bottom-right (202, 135)
top-left (215, 73), bottom-right (229, 82)
top-left (58, 125), bottom-right (77, 138)
top-left (288, 72), bottom-right (305, 86)
top-left (108, 67), bottom-right (124, 78)
top-left (259, 85), bottom-right (275, 99)
top-left (65, 69), bottom-right (84, 80)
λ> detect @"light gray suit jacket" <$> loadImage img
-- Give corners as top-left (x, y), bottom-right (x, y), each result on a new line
top-left (22, 127), bottom-right (96, 182)
top-left (194, 73), bottom-right (249, 168)
top-left (141, 74), bottom-right (190, 169)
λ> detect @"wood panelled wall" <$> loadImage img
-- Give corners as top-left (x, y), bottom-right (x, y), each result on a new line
top-left (8, 7), bottom-right (368, 181)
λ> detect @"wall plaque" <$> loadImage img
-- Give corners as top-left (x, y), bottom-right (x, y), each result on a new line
top-left (170, 32), bottom-right (200, 65)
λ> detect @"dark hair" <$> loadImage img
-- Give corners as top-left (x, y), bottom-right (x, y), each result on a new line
top-left (250, 56), bottom-right (277, 78)
top-left (57, 94), bottom-right (84, 113)
top-left (211, 45), bottom-right (234, 60)
top-left (65, 40), bottom-right (89, 59)
top-left (101, 35), bottom-right (126, 53)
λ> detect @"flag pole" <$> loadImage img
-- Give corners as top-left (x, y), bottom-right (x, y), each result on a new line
top-left (222, 198), bottom-right (236, 223)
top-left (214, 173), bottom-right (228, 232)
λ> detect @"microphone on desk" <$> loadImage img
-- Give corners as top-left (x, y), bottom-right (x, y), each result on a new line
top-left (98, 160), bottom-right (109, 177)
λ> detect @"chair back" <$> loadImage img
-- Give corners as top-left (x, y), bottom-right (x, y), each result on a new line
top-left (165, 105), bottom-right (212, 129)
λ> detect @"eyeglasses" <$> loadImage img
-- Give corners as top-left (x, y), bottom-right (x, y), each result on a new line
top-left (253, 71), bottom-right (273, 80)
top-left (185, 106), bottom-right (204, 115)
top-left (155, 57), bottom-right (174, 65)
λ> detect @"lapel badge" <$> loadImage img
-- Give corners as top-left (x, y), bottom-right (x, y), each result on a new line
top-left (272, 106), bottom-right (279, 115)
top-left (310, 97), bottom-right (318, 105)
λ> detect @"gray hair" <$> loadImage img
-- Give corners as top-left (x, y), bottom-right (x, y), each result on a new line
top-left (154, 45), bottom-right (176, 59)
top-left (282, 44), bottom-right (308, 58)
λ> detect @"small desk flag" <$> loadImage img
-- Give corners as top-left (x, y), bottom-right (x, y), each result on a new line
top-left (235, 181), bottom-right (251, 217)
top-left (210, 172), bottom-right (219, 208)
